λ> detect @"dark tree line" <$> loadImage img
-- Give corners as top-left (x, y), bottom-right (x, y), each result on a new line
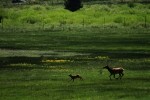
top-left (0, 0), bottom-right (149, 5)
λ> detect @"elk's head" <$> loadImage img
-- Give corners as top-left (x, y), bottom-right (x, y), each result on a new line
top-left (69, 74), bottom-right (72, 77)
top-left (103, 65), bottom-right (109, 69)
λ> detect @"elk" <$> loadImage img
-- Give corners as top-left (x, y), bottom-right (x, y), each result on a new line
top-left (69, 74), bottom-right (83, 82)
top-left (103, 65), bottom-right (124, 80)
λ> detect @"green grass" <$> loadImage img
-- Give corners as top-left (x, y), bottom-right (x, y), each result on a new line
top-left (0, 3), bottom-right (150, 31)
top-left (0, 28), bottom-right (150, 100)
top-left (0, 3), bottom-right (150, 100)
top-left (0, 58), bottom-right (150, 100)
top-left (0, 28), bottom-right (150, 55)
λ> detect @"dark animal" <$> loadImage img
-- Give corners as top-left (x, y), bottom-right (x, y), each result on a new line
top-left (103, 65), bottom-right (124, 80)
top-left (69, 74), bottom-right (83, 82)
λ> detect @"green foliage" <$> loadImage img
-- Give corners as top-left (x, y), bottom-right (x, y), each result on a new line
top-left (99, 5), bottom-right (111, 12)
top-left (0, 3), bottom-right (149, 31)
top-left (22, 16), bottom-right (41, 24)
top-left (32, 5), bottom-right (44, 10)
top-left (114, 16), bottom-right (124, 23)
top-left (128, 2), bottom-right (136, 8)
top-left (0, 6), bottom-right (6, 18)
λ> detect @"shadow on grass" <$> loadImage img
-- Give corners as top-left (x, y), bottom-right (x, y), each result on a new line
top-left (90, 51), bottom-right (150, 59)
top-left (0, 56), bottom-right (42, 70)
top-left (0, 56), bottom-right (41, 64)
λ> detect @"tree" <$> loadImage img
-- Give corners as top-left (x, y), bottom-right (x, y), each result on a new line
top-left (0, 16), bottom-right (2, 23)
top-left (0, 7), bottom-right (4, 23)
top-left (0, 7), bottom-right (5, 29)
top-left (12, 0), bottom-right (26, 3)
top-left (64, 0), bottom-right (83, 12)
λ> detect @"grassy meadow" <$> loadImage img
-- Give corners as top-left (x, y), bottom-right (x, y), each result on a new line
top-left (0, 3), bottom-right (150, 31)
top-left (0, 28), bottom-right (150, 100)
top-left (0, 2), bottom-right (150, 100)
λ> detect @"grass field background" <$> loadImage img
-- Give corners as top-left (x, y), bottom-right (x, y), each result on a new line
top-left (0, 28), bottom-right (150, 100)
top-left (0, 3), bottom-right (150, 31)
top-left (0, 2), bottom-right (150, 100)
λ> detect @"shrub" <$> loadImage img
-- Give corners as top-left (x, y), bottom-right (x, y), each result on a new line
top-left (64, 0), bottom-right (83, 12)
top-left (128, 2), bottom-right (135, 8)
top-left (33, 5), bottom-right (43, 11)
top-left (0, 16), bottom-right (3, 23)
top-left (100, 5), bottom-right (111, 12)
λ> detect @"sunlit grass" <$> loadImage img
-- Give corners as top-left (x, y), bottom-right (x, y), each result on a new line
top-left (0, 3), bottom-right (150, 100)
top-left (42, 59), bottom-right (71, 63)
top-left (95, 56), bottom-right (110, 60)
top-left (1, 3), bottom-right (150, 31)
top-left (0, 58), bottom-right (150, 100)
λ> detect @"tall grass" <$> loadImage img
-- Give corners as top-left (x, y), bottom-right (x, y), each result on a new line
top-left (0, 4), bottom-right (150, 32)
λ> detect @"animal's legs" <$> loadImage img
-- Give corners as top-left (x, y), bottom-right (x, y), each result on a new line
top-left (109, 74), bottom-right (112, 80)
top-left (80, 77), bottom-right (83, 80)
top-left (122, 73), bottom-right (124, 77)
top-left (119, 73), bottom-right (122, 79)
top-left (113, 74), bottom-right (115, 78)
top-left (120, 73), bottom-right (124, 79)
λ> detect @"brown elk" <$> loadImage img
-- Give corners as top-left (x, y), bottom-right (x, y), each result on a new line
top-left (69, 74), bottom-right (83, 82)
top-left (103, 65), bottom-right (124, 80)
